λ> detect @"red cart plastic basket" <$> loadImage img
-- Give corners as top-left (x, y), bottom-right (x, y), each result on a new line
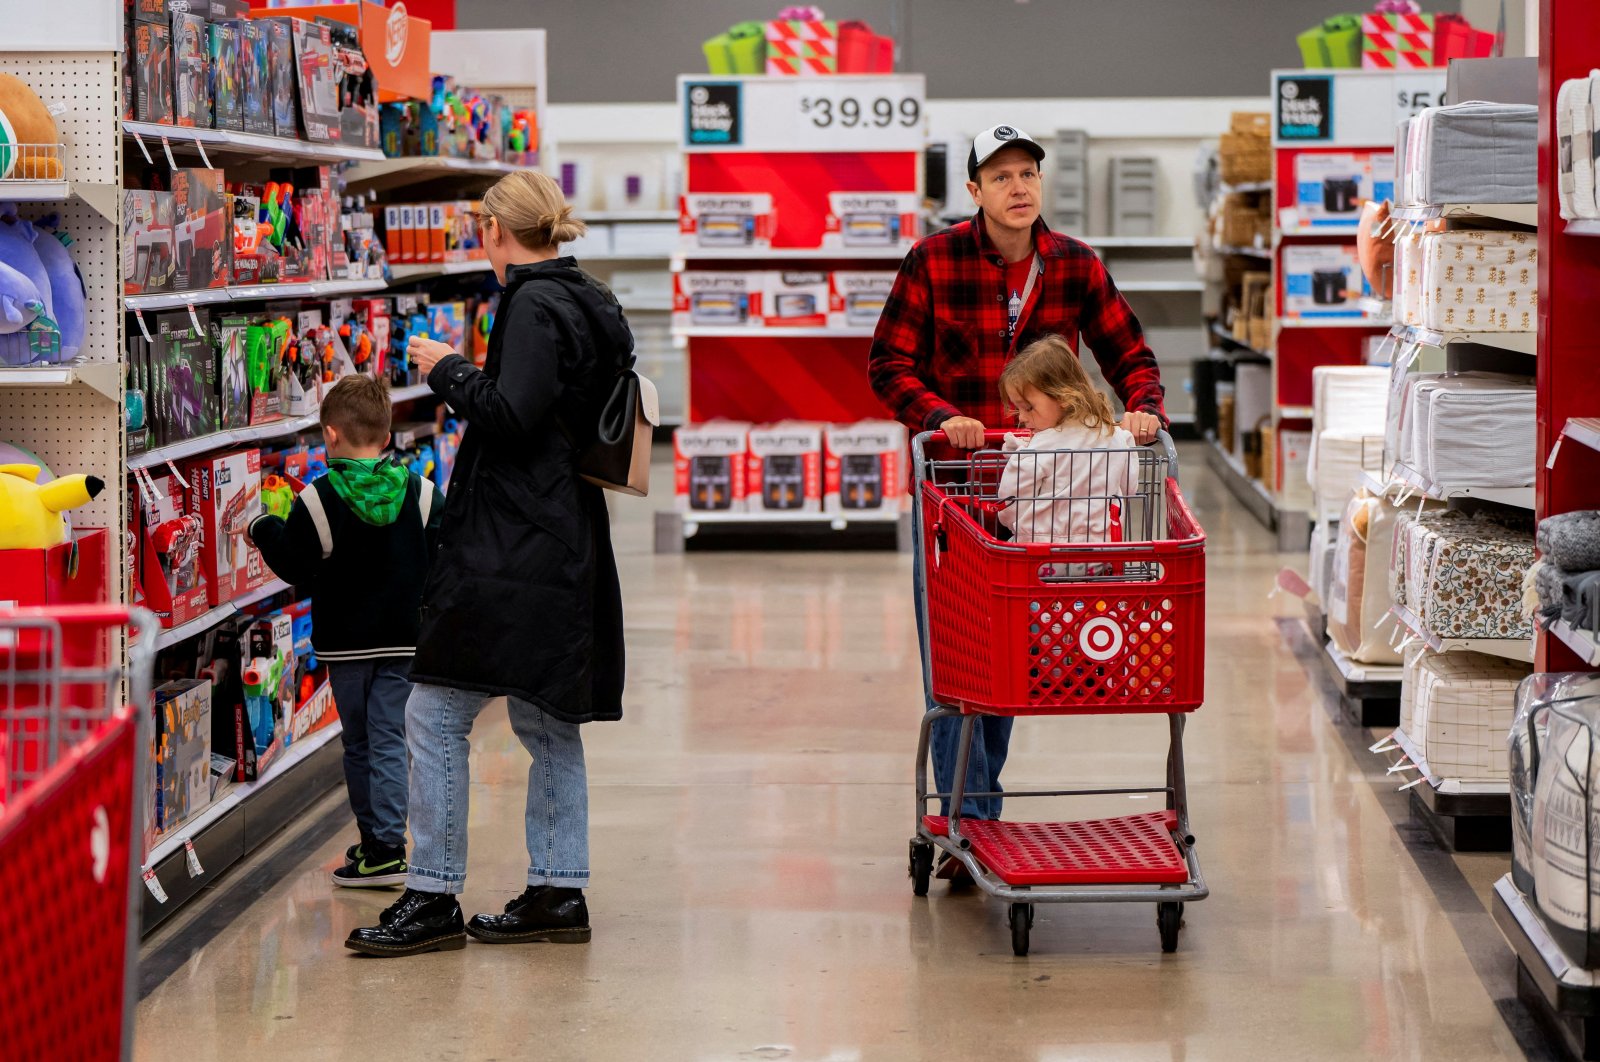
top-left (920, 435), bottom-right (1206, 715)
top-left (0, 606), bottom-right (157, 1062)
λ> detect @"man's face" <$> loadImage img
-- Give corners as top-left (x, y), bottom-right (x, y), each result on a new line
top-left (967, 146), bottom-right (1041, 234)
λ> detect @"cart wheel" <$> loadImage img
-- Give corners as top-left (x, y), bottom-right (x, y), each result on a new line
top-left (909, 840), bottom-right (933, 897)
top-left (1009, 903), bottom-right (1034, 956)
top-left (1157, 902), bottom-right (1182, 953)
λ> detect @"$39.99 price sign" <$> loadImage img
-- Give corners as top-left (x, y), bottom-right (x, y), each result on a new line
top-left (680, 74), bottom-right (927, 152)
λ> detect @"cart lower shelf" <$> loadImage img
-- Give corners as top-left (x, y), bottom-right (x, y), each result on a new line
top-left (922, 811), bottom-right (1189, 886)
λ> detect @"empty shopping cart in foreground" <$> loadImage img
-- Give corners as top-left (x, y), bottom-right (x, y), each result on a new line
top-left (0, 606), bottom-right (157, 1061)
top-left (909, 430), bottom-right (1208, 956)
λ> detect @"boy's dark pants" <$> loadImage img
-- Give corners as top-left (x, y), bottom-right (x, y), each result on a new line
top-left (326, 659), bottom-right (413, 850)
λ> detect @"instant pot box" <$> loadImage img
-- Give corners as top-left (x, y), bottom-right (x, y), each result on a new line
top-left (674, 272), bottom-right (763, 328)
top-left (674, 421), bottom-right (753, 513)
top-left (828, 271), bottom-right (895, 328)
top-left (747, 422), bottom-right (825, 513)
top-left (825, 420), bottom-right (908, 514)
top-left (1281, 244), bottom-right (1369, 319)
top-left (185, 448), bottom-right (271, 606)
top-left (762, 272), bottom-right (829, 327)
top-left (822, 192), bottom-right (920, 251)
top-left (680, 193), bottom-right (775, 250)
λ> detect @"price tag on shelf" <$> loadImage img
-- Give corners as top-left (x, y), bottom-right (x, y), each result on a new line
top-left (183, 838), bottom-right (204, 878)
top-left (159, 135), bottom-right (176, 171)
top-left (143, 868), bottom-right (169, 903)
top-left (679, 74), bottom-right (926, 153)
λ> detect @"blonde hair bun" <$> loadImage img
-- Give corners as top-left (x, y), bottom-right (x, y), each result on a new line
top-left (482, 170), bottom-right (589, 250)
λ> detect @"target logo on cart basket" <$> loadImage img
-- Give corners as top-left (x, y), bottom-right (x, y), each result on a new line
top-left (1078, 617), bottom-right (1125, 662)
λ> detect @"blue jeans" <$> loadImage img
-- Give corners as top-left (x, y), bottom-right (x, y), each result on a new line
top-left (913, 522), bottom-right (1014, 821)
top-left (404, 683), bottom-right (590, 895)
top-left (326, 659), bottom-right (413, 849)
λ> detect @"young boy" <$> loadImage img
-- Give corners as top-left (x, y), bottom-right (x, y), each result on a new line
top-left (248, 375), bottom-right (442, 887)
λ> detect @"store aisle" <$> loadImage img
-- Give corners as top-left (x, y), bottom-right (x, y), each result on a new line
top-left (135, 445), bottom-right (1546, 1062)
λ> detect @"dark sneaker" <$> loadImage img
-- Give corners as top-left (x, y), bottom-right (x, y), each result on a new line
top-left (332, 844), bottom-right (408, 888)
top-left (935, 851), bottom-right (976, 890)
top-left (344, 843), bottom-right (363, 866)
top-left (466, 885), bottom-right (592, 944)
top-left (345, 889), bottom-right (466, 957)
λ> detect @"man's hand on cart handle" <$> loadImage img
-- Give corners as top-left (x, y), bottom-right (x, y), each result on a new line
top-left (941, 416), bottom-right (986, 450)
top-left (1122, 411), bottom-right (1161, 445)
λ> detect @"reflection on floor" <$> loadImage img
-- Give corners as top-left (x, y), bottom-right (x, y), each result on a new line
top-left (135, 444), bottom-right (1546, 1061)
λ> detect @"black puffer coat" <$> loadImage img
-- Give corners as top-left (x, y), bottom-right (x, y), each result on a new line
top-left (410, 258), bottom-right (630, 724)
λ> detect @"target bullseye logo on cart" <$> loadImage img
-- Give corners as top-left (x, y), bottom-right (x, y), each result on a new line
top-left (1079, 617), bottom-right (1124, 662)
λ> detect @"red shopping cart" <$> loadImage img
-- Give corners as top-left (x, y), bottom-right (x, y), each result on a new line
top-left (0, 606), bottom-right (158, 1061)
top-left (908, 430), bottom-right (1208, 956)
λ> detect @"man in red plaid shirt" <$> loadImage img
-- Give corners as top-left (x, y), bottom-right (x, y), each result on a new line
top-left (869, 124), bottom-right (1167, 448)
top-left (878, 125), bottom-right (1167, 882)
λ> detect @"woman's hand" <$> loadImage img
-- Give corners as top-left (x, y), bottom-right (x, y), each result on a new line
top-left (1122, 411), bottom-right (1161, 445)
top-left (408, 335), bottom-right (457, 376)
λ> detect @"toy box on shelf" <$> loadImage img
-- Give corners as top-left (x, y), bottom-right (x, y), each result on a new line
top-left (132, 467), bottom-right (212, 628)
top-left (152, 678), bottom-right (214, 836)
top-left (185, 448), bottom-right (271, 607)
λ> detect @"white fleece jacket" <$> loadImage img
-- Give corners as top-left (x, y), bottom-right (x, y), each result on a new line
top-left (997, 423), bottom-right (1140, 544)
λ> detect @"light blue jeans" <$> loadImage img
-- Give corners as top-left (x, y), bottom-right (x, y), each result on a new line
top-left (404, 682), bottom-right (590, 895)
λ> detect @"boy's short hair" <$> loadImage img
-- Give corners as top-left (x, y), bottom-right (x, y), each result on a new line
top-left (320, 374), bottom-right (392, 448)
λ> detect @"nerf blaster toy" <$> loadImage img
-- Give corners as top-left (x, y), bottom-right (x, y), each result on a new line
top-left (242, 654), bottom-right (284, 754)
top-left (261, 474), bottom-right (295, 520)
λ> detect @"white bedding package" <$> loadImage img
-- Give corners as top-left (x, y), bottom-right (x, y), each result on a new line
top-left (1308, 366), bottom-right (1387, 523)
top-left (1397, 372), bottom-right (1536, 488)
top-left (1402, 102), bottom-right (1538, 207)
top-left (1558, 73), bottom-right (1600, 221)
top-left (1418, 229), bottom-right (1538, 334)
top-left (1403, 648), bottom-right (1528, 782)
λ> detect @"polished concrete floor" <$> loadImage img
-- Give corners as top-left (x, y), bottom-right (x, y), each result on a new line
top-left (135, 445), bottom-right (1554, 1061)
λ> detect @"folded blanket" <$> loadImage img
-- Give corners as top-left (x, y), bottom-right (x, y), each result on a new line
top-left (1408, 102), bottom-right (1539, 206)
top-left (1540, 511), bottom-right (1600, 573)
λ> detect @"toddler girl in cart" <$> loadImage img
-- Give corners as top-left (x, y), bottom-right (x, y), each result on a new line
top-left (996, 334), bottom-right (1142, 576)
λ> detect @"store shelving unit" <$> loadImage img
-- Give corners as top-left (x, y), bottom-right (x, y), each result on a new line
top-left (124, 120), bottom-right (386, 166)
top-left (1393, 323), bottom-right (1538, 357)
top-left (1386, 603), bottom-right (1534, 665)
top-left (1391, 202), bottom-right (1538, 227)
top-left (1377, 726), bottom-right (1512, 852)
top-left (125, 277), bottom-right (391, 311)
top-left (656, 72), bottom-right (924, 552)
top-left (1360, 466), bottom-right (1536, 512)
top-left (1324, 641), bottom-right (1402, 727)
top-left (0, 359), bottom-right (123, 401)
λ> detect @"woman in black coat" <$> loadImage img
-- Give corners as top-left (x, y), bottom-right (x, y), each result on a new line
top-left (347, 171), bottom-right (630, 958)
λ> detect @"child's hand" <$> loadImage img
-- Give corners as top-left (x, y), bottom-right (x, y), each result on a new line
top-left (1002, 432), bottom-right (1025, 453)
top-left (1122, 411), bottom-right (1161, 444)
top-left (408, 336), bottom-right (456, 375)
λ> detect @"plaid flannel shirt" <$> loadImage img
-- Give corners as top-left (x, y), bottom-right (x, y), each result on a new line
top-left (868, 213), bottom-right (1167, 435)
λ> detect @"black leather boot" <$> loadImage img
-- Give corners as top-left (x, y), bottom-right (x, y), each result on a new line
top-left (345, 888), bottom-right (466, 957)
top-left (466, 885), bottom-right (592, 944)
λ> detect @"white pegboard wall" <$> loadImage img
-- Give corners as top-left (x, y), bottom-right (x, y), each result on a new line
top-left (0, 53), bottom-right (121, 186)
top-left (0, 385), bottom-right (127, 582)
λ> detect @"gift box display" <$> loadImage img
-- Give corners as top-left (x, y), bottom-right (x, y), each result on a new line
top-left (703, 21), bottom-right (768, 75)
top-left (702, 10), bottom-right (895, 75)
top-left (1297, 15), bottom-right (1364, 68)
top-left (767, 17), bottom-right (839, 76)
top-left (1362, 11), bottom-right (1435, 69)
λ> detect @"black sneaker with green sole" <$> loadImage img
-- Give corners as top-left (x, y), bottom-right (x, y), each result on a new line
top-left (333, 845), bottom-right (408, 888)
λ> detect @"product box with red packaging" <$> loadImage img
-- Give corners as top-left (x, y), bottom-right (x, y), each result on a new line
top-left (762, 271), bottom-right (829, 328)
top-left (124, 189), bottom-right (176, 295)
top-left (837, 21), bottom-right (894, 73)
top-left (674, 421), bottom-right (753, 513)
top-left (256, 2), bottom-right (432, 103)
top-left (681, 193), bottom-right (775, 250)
top-left (184, 448), bottom-right (270, 607)
top-left (171, 9), bottom-right (211, 128)
top-left (824, 420), bottom-right (908, 514)
top-left (0, 528), bottom-right (109, 609)
top-left (173, 167), bottom-right (231, 291)
top-left (1361, 12), bottom-right (1435, 69)
top-left (747, 422), bottom-right (824, 513)
top-left (134, 20), bottom-right (176, 125)
top-left (133, 468), bottom-right (212, 628)
top-left (674, 271), bottom-right (764, 329)
top-left (288, 16), bottom-right (340, 142)
top-left (1435, 14), bottom-right (1496, 63)
top-left (822, 193), bottom-right (920, 252)
top-left (828, 271), bottom-right (895, 329)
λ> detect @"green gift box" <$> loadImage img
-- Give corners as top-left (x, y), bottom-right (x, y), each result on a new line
top-left (703, 21), bottom-right (766, 75)
top-left (1296, 14), bottom-right (1364, 68)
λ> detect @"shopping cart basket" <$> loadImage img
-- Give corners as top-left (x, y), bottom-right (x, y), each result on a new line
top-left (908, 430), bottom-right (1208, 956)
top-left (0, 606), bottom-right (158, 1061)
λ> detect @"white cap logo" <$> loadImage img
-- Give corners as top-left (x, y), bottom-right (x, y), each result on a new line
top-left (387, 2), bottom-right (409, 66)
top-left (994, 126), bottom-right (1017, 140)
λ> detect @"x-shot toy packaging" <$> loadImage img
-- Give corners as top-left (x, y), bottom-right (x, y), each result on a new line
top-left (680, 193), bottom-right (775, 250)
top-left (674, 422), bottom-right (753, 513)
top-left (822, 192), bottom-right (919, 251)
top-left (825, 420), bottom-right (908, 515)
top-left (828, 271), bottom-right (895, 329)
top-left (171, 9), bottom-right (211, 129)
top-left (762, 272), bottom-right (829, 328)
top-left (184, 448), bottom-right (271, 607)
top-left (748, 422), bottom-right (824, 513)
top-left (674, 271), bottom-right (763, 329)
